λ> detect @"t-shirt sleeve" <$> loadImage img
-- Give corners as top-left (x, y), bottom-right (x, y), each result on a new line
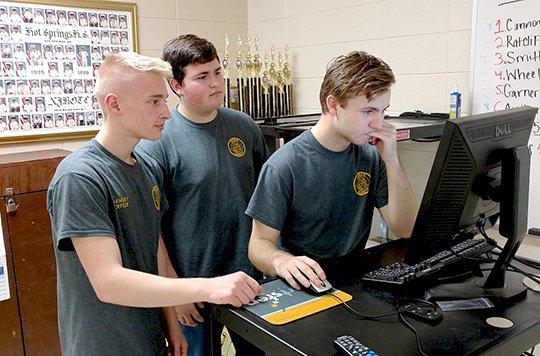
top-left (48, 172), bottom-right (115, 251)
top-left (245, 163), bottom-right (291, 231)
top-left (374, 158), bottom-right (389, 209)
top-left (250, 122), bottom-right (271, 175)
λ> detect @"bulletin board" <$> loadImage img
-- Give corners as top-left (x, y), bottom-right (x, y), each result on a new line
top-left (0, 0), bottom-right (137, 145)
top-left (470, 0), bottom-right (540, 233)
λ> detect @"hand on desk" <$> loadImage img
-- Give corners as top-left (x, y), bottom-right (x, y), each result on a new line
top-left (275, 255), bottom-right (327, 290)
top-left (205, 271), bottom-right (262, 308)
top-left (175, 302), bottom-right (205, 326)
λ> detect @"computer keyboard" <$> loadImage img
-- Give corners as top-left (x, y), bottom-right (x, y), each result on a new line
top-left (362, 238), bottom-right (494, 289)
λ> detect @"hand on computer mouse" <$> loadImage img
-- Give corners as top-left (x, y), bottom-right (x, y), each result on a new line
top-left (276, 255), bottom-right (326, 290)
top-left (280, 276), bottom-right (333, 296)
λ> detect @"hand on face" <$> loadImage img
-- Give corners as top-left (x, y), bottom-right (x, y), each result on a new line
top-left (368, 121), bottom-right (399, 166)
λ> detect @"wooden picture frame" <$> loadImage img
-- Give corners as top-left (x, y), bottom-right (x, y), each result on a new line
top-left (0, 0), bottom-right (137, 145)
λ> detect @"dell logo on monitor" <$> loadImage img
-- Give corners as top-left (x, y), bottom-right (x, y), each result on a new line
top-left (495, 123), bottom-right (512, 138)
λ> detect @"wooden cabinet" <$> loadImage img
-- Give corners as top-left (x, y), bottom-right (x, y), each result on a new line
top-left (0, 149), bottom-right (70, 356)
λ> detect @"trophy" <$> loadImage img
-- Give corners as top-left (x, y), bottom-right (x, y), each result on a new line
top-left (276, 51), bottom-right (286, 116)
top-left (222, 34), bottom-right (293, 120)
top-left (244, 36), bottom-right (254, 116)
top-left (235, 34), bottom-right (245, 113)
top-left (253, 37), bottom-right (263, 118)
top-left (269, 44), bottom-right (278, 118)
top-left (222, 33), bottom-right (231, 108)
top-left (261, 52), bottom-right (271, 119)
top-left (283, 44), bottom-right (293, 115)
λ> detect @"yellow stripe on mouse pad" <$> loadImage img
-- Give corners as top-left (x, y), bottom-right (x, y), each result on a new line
top-left (263, 290), bottom-right (352, 325)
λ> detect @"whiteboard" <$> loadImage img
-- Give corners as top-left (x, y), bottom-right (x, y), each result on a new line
top-left (470, 0), bottom-right (540, 232)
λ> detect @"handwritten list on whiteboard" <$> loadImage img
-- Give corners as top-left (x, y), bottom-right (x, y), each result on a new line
top-left (470, 0), bottom-right (540, 231)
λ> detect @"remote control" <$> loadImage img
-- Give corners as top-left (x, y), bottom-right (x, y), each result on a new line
top-left (333, 335), bottom-right (377, 355)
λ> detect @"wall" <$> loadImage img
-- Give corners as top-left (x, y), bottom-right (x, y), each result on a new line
top-left (248, 0), bottom-right (472, 116)
top-left (0, 0), bottom-right (248, 155)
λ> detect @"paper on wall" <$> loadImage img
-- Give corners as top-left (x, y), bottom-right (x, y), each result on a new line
top-left (0, 212), bottom-right (11, 302)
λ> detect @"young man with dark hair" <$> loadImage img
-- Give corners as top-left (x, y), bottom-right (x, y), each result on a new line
top-left (138, 34), bottom-right (269, 355)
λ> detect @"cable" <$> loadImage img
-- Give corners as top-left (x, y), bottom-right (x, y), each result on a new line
top-left (328, 293), bottom-right (402, 319)
top-left (331, 293), bottom-right (434, 356)
top-left (396, 298), bottom-right (441, 356)
top-left (512, 255), bottom-right (540, 272)
top-left (397, 308), bottom-right (430, 356)
top-left (443, 237), bottom-right (496, 264)
top-left (506, 264), bottom-right (540, 285)
top-left (479, 227), bottom-right (540, 282)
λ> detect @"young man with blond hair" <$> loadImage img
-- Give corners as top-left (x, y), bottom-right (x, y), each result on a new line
top-left (47, 52), bottom-right (261, 356)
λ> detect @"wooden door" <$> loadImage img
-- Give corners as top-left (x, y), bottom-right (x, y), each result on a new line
top-left (0, 204), bottom-right (24, 356)
top-left (0, 149), bottom-right (69, 356)
top-left (6, 191), bottom-right (60, 355)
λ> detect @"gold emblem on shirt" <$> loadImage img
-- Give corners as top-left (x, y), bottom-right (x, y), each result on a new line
top-left (152, 185), bottom-right (160, 211)
top-left (353, 171), bottom-right (371, 196)
top-left (227, 137), bottom-right (246, 157)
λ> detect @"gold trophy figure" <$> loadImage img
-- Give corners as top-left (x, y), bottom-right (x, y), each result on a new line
top-left (283, 44), bottom-right (292, 85)
top-left (253, 37), bottom-right (263, 78)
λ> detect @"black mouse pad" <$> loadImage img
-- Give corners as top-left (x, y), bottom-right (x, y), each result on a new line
top-left (242, 277), bottom-right (352, 325)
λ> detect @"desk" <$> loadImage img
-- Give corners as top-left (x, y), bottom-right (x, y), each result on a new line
top-left (210, 239), bottom-right (540, 355)
top-left (258, 113), bottom-right (446, 152)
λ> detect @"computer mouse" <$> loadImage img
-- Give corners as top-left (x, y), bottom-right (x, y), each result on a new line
top-left (282, 276), bottom-right (333, 296)
top-left (305, 279), bottom-right (333, 296)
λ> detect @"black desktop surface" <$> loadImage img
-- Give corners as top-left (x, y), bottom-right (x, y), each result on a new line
top-left (211, 238), bottom-right (540, 356)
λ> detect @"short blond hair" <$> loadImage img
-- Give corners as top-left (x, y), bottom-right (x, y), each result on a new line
top-left (94, 52), bottom-right (172, 110)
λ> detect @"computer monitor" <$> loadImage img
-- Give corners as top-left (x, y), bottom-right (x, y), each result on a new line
top-left (404, 106), bottom-right (538, 300)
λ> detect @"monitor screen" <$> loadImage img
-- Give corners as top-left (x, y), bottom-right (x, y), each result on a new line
top-left (403, 106), bottom-right (537, 294)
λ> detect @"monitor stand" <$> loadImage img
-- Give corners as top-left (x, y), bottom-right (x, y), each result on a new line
top-left (425, 273), bottom-right (528, 302)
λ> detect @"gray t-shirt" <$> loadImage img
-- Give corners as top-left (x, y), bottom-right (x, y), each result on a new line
top-left (47, 139), bottom-right (169, 356)
top-left (246, 130), bottom-right (388, 259)
top-left (138, 107), bottom-right (270, 278)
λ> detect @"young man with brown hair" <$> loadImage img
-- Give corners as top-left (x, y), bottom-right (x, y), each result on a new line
top-left (247, 51), bottom-right (418, 291)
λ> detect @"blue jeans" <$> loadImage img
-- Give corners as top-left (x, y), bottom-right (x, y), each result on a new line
top-left (181, 320), bottom-right (265, 356)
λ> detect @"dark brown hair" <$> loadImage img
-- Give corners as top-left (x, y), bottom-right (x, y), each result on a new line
top-left (162, 34), bottom-right (219, 84)
top-left (319, 51), bottom-right (395, 113)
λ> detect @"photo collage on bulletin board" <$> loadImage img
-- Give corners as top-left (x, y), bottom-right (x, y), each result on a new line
top-left (0, 0), bottom-right (136, 136)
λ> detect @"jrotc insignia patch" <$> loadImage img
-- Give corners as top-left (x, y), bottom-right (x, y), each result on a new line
top-left (228, 137), bottom-right (246, 157)
top-left (353, 171), bottom-right (371, 196)
top-left (152, 185), bottom-right (160, 211)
